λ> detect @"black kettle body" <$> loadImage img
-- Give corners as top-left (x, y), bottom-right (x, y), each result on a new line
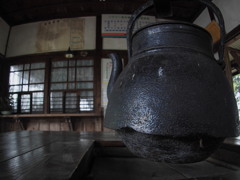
top-left (104, 0), bottom-right (239, 163)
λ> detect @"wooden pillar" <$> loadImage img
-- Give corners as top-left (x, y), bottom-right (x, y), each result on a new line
top-left (95, 15), bottom-right (103, 116)
top-left (44, 59), bottom-right (51, 113)
top-left (0, 57), bottom-right (10, 98)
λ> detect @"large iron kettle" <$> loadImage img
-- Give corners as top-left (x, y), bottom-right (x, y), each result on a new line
top-left (104, 0), bottom-right (239, 163)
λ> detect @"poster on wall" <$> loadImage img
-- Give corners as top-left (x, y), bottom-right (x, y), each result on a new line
top-left (101, 14), bottom-right (156, 37)
top-left (36, 18), bottom-right (85, 52)
top-left (69, 18), bottom-right (85, 49)
top-left (7, 16), bottom-right (96, 57)
top-left (101, 58), bottom-right (112, 113)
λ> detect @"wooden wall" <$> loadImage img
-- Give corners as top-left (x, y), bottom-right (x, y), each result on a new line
top-left (0, 116), bottom-right (103, 132)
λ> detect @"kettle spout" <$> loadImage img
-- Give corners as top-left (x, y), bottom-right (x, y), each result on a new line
top-left (107, 53), bottom-right (123, 98)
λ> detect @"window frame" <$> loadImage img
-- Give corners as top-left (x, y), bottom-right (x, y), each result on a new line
top-left (7, 52), bottom-right (100, 114)
top-left (9, 62), bottom-right (46, 114)
top-left (50, 58), bottom-right (95, 113)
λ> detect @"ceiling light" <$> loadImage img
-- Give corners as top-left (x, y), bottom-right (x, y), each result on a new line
top-left (65, 47), bottom-right (74, 58)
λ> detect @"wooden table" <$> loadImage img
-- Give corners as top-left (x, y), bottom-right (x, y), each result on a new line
top-left (0, 131), bottom-right (240, 180)
top-left (0, 131), bottom-right (120, 179)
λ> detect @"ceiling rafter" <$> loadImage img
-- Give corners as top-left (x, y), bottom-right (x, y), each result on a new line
top-left (0, 0), bottom-right (207, 26)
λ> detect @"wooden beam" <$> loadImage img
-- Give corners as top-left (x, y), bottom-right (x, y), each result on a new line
top-left (229, 48), bottom-right (240, 68)
top-left (225, 25), bottom-right (240, 43)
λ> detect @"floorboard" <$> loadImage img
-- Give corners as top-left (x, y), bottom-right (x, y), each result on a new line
top-left (0, 131), bottom-right (239, 180)
top-left (0, 139), bottom-right (94, 179)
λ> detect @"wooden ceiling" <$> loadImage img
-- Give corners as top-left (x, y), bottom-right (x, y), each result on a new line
top-left (0, 0), bottom-right (208, 26)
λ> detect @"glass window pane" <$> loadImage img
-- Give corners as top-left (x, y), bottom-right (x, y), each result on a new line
top-left (24, 64), bottom-right (30, 70)
top-left (10, 72), bottom-right (23, 85)
top-left (32, 92), bottom-right (44, 112)
top-left (23, 71), bottom-right (29, 84)
top-left (68, 68), bottom-right (75, 81)
top-left (76, 67), bottom-right (93, 81)
top-left (51, 83), bottom-right (67, 90)
top-left (68, 83), bottom-right (75, 89)
top-left (80, 97), bottom-right (94, 111)
top-left (51, 68), bottom-right (67, 82)
top-left (69, 60), bottom-right (76, 67)
top-left (233, 74), bottom-right (240, 120)
top-left (11, 94), bottom-right (18, 113)
top-left (9, 85), bottom-right (22, 92)
top-left (50, 92), bottom-right (63, 112)
top-left (22, 85), bottom-right (29, 92)
top-left (52, 61), bottom-right (68, 67)
top-left (80, 91), bottom-right (93, 111)
top-left (30, 70), bottom-right (45, 83)
top-left (29, 84), bottom-right (44, 91)
top-left (21, 94), bottom-right (31, 113)
top-left (66, 93), bottom-right (78, 113)
top-left (31, 62), bottom-right (45, 69)
top-left (77, 82), bottom-right (93, 89)
top-left (80, 91), bottom-right (93, 97)
top-left (77, 60), bottom-right (93, 66)
top-left (10, 65), bottom-right (23, 72)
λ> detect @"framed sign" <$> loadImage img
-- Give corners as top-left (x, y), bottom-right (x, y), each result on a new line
top-left (102, 14), bottom-right (155, 37)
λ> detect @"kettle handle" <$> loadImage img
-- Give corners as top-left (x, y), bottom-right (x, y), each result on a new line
top-left (127, 0), bottom-right (153, 60)
top-left (127, 0), bottom-right (226, 67)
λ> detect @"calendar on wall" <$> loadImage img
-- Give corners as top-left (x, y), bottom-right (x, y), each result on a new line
top-left (102, 14), bottom-right (156, 37)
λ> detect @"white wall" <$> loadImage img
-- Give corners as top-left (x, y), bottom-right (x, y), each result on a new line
top-left (103, 38), bottom-right (127, 50)
top-left (7, 17), bottom-right (96, 57)
top-left (0, 18), bottom-right (10, 55)
top-left (194, 0), bottom-right (240, 33)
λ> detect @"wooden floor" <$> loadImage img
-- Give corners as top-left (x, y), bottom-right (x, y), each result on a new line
top-left (0, 131), bottom-right (239, 180)
top-left (88, 157), bottom-right (240, 180)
